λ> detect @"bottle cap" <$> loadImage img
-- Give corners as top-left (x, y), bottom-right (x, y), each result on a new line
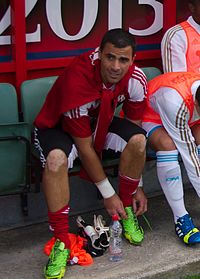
top-left (112, 214), bottom-right (119, 221)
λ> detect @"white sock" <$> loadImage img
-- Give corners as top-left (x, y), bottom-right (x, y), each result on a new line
top-left (156, 150), bottom-right (188, 222)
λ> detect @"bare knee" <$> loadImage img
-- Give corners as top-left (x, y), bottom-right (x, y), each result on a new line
top-left (156, 136), bottom-right (176, 151)
top-left (149, 130), bottom-right (176, 151)
top-left (46, 149), bottom-right (68, 172)
top-left (128, 134), bottom-right (146, 154)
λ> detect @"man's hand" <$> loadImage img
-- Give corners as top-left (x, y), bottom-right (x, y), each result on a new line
top-left (132, 187), bottom-right (147, 216)
top-left (104, 194), bottom-right (127, 219)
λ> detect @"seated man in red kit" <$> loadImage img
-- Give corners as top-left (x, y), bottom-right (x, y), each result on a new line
top-left (34, 28), bottom-right (148, 279)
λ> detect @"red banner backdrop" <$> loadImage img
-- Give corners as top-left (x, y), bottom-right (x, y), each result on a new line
top-left (0, 0), bottom-right (190, 91)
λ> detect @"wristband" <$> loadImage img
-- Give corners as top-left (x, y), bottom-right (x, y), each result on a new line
top-left (95, 178), bottom-right (115, 199)
top-left (138, 176), bottom-right (143, 187)
top-left (132, 176), bottom-right (143, 195)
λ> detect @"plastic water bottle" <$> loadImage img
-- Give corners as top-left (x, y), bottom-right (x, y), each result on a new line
top-left (109, 214), bottom-right (123, 262)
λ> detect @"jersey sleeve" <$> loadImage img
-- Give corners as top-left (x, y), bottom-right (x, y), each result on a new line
top-left (161, 25), bottom-right (188, 73)
top-left (122, 67), bottom-right (147, 121)
top-left (61, 101), bottom-right (95, 138)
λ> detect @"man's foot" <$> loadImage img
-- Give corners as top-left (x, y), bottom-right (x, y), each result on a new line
top-left (175, 214), bottom-right (200, 245)
top-left (44, 239), bottom-right (70, 279)
top-left (121, 206), bottom-right (144, 245)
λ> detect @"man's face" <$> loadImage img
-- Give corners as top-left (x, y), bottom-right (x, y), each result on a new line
top-left (189, 1), bottom-right (200, 25)
top-left (99, 42), bottom-right (134, 84)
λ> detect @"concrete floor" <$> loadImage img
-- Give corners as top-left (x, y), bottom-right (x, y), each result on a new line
top-left (1, 188), bottom-right (200, 279)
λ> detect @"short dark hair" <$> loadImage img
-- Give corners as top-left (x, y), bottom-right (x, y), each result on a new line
top-left (196, 85), bottom-right (200, 106)
top-left (100, 28), bottom-right (136, 57)
top-left (188, 0), bottom-right (200, 4)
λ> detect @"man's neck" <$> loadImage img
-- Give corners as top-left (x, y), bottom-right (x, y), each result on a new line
top-left (188, 15), bottom-right (200, 29)
top-left (103, 83), bottom-right (115, 91)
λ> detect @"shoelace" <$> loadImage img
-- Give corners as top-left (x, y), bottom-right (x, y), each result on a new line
top-left (124, 210), bottom-right (141, 233)
top-left (179, 216), bottom-right (195, 234)
top-left (124, 210), bottom-right (153, 234)
top-left (132, 214), bottom-right (141, 231)
top-left (142, 214), bottom-right (153, 231)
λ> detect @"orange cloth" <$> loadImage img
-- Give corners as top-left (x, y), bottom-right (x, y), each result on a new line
top-left (180, 21), bottom-right (200, 73)
top-left (43, 233), bottom-right (93, 266)
top-left (44, 237), bottom-right (56, 257)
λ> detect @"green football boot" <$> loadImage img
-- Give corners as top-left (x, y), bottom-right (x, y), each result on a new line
top-left (44, 239), bottom-right (70, 279)
top-left (121, 206), bottom-right (144, 245)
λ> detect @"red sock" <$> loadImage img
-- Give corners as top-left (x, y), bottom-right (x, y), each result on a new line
top-left (48, 204), bottom-right (70, 249)
top-left (119, 174), bottom-right (140, 207)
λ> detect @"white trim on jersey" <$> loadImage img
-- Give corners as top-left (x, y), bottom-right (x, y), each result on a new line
top-left (64, 100), bottom-right (100, 119)
top-left (128, 66), bottom-right (147, 102)
top-left (131, 66), bottom-right (148, 93)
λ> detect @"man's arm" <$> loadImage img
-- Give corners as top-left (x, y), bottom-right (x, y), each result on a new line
top-left (122, 68), bottom-right (148, 215)
top-left (72, 135), bottom-right (127, 218)
top-left (72, 135), bottom-right (106, 182)
top-left (161, 27), bottom-right (188, 73)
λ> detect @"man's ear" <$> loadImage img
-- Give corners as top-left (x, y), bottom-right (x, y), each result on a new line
top-left (131, 54), bottom-right (136, 64)
top-left (188, 3), bottom-right (195, 13)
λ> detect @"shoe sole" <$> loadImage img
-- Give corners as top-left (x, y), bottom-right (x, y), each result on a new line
top-left (179, 238), bottom-right (200, 246)
top-left (123, 232), bottom-right (143, 245)
top-left (44, 266), bottom-right (66, 279)
top-left (175, 231), bottom-right (200, 245)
